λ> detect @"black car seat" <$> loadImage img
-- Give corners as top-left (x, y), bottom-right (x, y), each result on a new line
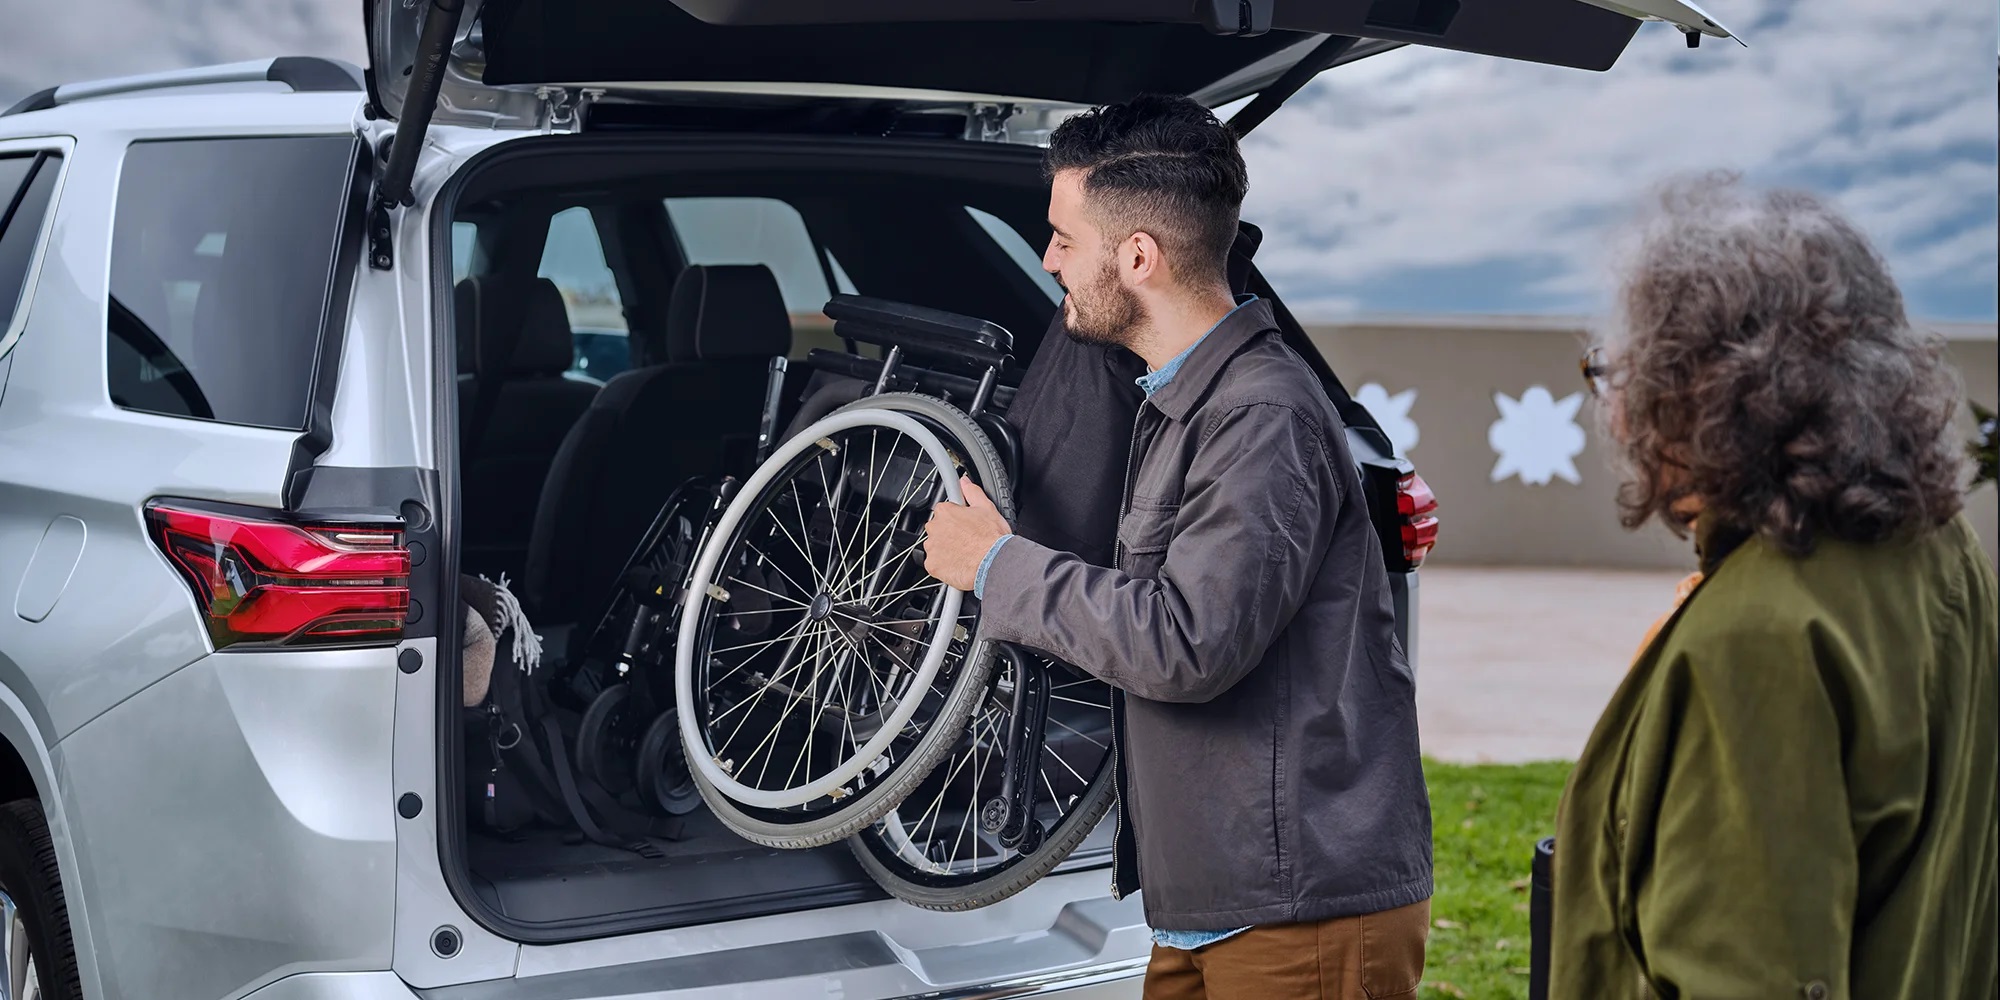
top-left (457, 275), bottom-right (599, 584)
top-left (523, 264), bottom-right (792, 627)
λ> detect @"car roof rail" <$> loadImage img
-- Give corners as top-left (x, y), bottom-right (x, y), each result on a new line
top-left (3, 56), bottom-right (363, 117)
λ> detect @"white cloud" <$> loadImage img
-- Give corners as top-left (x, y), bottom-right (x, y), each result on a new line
top-left (1241, 0), bottom-right (1999, 320)
top-left (0, 0), bottom-right (363, 101)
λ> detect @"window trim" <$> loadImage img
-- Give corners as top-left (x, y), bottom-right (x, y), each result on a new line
top-left (283, 137), bottom-right (372, 508)
top-left (0, 136), bottom-right (76, 363)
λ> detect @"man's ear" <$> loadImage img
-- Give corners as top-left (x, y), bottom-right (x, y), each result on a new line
top-left (1124, 231), bottom-right (1163, 287)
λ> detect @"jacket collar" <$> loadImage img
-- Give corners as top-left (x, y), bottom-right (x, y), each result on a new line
top-left (1145, 298), bottom-right (1280, 422)
top-left (1693, 509), bottom-right (1753, 575)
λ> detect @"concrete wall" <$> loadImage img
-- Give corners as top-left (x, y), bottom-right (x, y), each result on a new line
top-left (1305, 317), bottom-right (1999, 571)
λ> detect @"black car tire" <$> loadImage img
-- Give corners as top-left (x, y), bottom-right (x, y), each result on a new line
top-left (0, 798), bottom-right (84, 1000)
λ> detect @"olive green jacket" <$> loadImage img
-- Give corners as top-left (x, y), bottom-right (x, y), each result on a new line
top-left (1552, 513), bottom-right (1998, 1000)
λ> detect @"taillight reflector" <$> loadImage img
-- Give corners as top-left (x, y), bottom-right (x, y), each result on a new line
top-left (1396, 473), bottom-right (1438, 518)
top-left (147, 503), bottom-right (410, 649)
top-left (1395, 473), bottom-right (1440, 567)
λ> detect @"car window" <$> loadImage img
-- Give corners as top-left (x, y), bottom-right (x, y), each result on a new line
top-left (966, 206), bottom-right (1062, 305)
top-left (0, 152), bottom-right (63, 357)
top-left (538, 206), bottom-right (627, 382)
top-left (664, 197), bottom-right (834, 314)
top-left (825, 249), bottom-right (858, 296)
top-left (106, 137), bottom-right (356, 429)
top-left (452, 221), bottom-right (482, 282)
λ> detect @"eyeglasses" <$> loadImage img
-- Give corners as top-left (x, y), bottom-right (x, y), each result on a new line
top-left (1580, 346), bottom-right (1612, 398)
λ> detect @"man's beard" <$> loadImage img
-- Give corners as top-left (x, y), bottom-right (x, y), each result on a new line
top-left (1061, 255), bottom-right (1144, 348)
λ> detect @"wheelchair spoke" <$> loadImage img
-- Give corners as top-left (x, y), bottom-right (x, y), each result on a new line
top-left (726, 575), bottom-right (811, 609)
top-left (816, 451), bottom-right (859, 596)
top-left (744, 541), bottom-right (814, 598)
top-left (1049, 694), bottom-right (1110, 709)
top-left (707, 616), bottom-right (813, 657)
top-left (705, 615), bottom-right (816, 689)
top-left (847, 466), bottom-right (939, 601)
top-left (788, 484), bottom-right (828, 593)
top-left (1046, 715), bottom-right (1107, 750)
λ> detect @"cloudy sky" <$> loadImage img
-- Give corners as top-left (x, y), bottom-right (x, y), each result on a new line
top-left (3, 0), bottom-right (1993, 322)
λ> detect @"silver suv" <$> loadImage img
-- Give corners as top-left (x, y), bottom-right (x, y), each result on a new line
top-left (0, 3), bottom-right (1731, 998)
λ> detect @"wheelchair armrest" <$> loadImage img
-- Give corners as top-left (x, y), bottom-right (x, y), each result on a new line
top-left (824, 294), bottom-right (1014, 372)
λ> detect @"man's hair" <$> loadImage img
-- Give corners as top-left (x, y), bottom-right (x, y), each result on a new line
top-left (1602, 171), bottom-right (1966, 556)
top-left (1043, 93), bottom-right (1248, 289)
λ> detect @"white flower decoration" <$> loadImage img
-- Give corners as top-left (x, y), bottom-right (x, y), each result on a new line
top-left (1488, 386), bottom-right (1587, 486)
top-left (1354, 383), bottom-right (1420, 456)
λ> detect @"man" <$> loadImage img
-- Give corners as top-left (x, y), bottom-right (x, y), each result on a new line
top-left (923, 94), bottom-right (1433, 999)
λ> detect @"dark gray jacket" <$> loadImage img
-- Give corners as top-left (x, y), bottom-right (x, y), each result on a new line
top-left (981, 300), bottom-right (1433, 931)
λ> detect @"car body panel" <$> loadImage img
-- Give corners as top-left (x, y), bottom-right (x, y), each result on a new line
top-left (0, 111), bottom-right (364, 743)
top-left (56, 646), bottom-right (400, 1000)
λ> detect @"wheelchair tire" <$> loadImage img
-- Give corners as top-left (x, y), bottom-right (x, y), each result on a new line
top-left (849, 654), bottom-right (1118, 911)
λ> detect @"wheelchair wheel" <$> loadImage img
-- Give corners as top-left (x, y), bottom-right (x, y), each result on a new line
top-left (675, 393), bottom-right (1012, 848)
top-left (850, 648), bottom-right (1117, 910)
top-left (575, 685), bottom-right (645, 796)
top-left (636, 712), bottom-right (702, 816)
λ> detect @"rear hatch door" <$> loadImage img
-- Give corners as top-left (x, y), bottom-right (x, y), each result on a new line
top-left (363, 0), bottom-right (1741, 127)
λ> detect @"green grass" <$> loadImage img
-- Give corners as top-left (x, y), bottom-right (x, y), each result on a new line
top-left (1419, 759), bottom-right (1574, 1000)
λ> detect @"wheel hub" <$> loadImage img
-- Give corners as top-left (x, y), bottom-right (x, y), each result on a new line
top-left (808, 592), bottom-right (835, 621)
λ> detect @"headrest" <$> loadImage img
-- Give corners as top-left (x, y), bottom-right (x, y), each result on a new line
top-left (455, 276), bottom-right (576, 378)
top-left (665, 265), bottom-right (793, 363)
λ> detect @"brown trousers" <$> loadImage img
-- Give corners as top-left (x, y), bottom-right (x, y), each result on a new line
top-left (1142, 900), bottom-right (1431, 1000)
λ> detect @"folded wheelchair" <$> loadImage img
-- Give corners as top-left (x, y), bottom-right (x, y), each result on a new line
top-left (550, 295), bottom-right (1115, 911)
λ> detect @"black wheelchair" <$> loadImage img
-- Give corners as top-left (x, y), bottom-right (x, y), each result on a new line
top-left (564, 294), bottom-right (1115, 911)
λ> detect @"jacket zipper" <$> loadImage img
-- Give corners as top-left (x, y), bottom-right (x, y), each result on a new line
top-left (1107, 402), bottom-right (1148, 900)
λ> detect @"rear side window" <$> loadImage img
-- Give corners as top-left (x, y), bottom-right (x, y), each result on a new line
top-left (966, 206), bottom-right (1062, 305)
top-left (664, 197), bottom-right (833, 313)
top-left (107, 137), bottom-right (356, 429)
top-left (538, 207), bottom-right (628, 382)
top-left (0, 152), bottom-right (64, 356)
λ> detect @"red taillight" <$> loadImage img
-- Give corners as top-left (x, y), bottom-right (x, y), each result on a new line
top-left (1395, 472), bottom-right (1440, 567)
top-left (146, 503), bottom-right (410, 649)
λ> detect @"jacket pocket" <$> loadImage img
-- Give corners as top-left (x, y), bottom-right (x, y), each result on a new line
top-left (1116, 500), bottom-right (1177, 578)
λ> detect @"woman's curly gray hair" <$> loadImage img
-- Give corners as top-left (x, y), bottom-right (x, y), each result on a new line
top-left (1601, 171), bottom-right (1965, 556)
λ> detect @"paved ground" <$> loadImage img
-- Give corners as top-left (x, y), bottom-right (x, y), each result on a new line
top-left (1413, 566), bottom-right (1693, 764)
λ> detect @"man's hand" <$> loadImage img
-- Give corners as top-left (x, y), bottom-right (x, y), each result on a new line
top-left (923, 476), bottom-right (1012, 592)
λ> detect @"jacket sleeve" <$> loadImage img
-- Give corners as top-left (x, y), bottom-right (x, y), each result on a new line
top-left (976, 402), bottom-right (1335, 704)
top-left (1634, 622), bottom-right (1858, 998)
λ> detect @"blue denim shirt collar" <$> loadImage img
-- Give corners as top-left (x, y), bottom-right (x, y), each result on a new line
top-left (1135, 294), bottom-right (1259, 398)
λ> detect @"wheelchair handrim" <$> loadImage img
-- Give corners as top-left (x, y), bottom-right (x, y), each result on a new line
top-left (675, 406), bottom-right (967, 810)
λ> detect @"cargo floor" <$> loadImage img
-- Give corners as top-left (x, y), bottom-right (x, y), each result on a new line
top-left (464, 808), bottom-right (888, 928)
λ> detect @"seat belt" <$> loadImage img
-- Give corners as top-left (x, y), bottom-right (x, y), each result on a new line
top-left (537, 716), bottom-right (683, 858)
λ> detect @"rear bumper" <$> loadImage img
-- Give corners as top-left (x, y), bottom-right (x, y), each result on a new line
top-left (896, 957), bottom-right (1147, 998)
top-left (244, 972), bottom-right (422, 1000)
top-left (239, 960), bottom-right (1150, 1000)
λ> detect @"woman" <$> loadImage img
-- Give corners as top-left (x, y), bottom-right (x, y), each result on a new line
top-left (1552, 173), bottom-right (1997, 1000)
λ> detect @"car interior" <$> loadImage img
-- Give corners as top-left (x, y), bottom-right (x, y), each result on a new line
top-left (442, 136), bottom-right (1107, 936)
